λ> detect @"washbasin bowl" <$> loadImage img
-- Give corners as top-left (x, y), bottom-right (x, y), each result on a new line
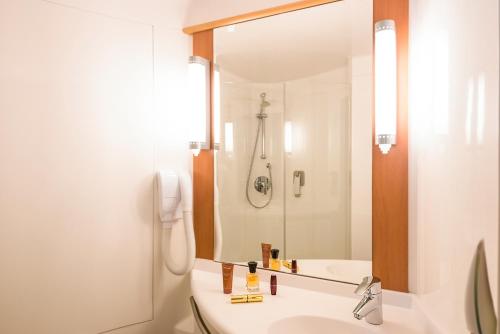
top-left (268, 316), bottom-right (375, 334)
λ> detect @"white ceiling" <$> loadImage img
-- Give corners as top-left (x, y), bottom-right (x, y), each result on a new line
top-left (214, 0), bottom-right (372, 82)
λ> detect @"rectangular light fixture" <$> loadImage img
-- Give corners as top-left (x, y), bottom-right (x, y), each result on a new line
top-left (213, 64), bottom-right (221, 150)
top-left (188, 56), bottom-right (210, 156)
top-left (284, 121), bottom-right (293, 154)
top-left (374, 19), bottom-right (397, 154)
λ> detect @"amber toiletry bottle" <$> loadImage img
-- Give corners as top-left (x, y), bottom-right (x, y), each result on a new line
top-left (270, 249), bottom-right (281, 271)
top-left (291, 259), bottom-right (298, 273)
top-left (222, 263), bottom-right (234, 294)
top-left (246, 261), bottom-right (260, 292)
top-left (261, 243), bottom-right (272, 268)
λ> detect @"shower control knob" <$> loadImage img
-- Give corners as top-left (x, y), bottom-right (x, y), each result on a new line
top-left (254, 176), bottom-right (271, 195)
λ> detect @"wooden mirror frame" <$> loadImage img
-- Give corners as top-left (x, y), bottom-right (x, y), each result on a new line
top-left (184, 0), bottom-right (408, 292)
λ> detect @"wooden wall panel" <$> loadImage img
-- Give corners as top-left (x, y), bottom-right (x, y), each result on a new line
top-left (372, 0), bottom-right (409, 292)
top-left (192, 30), bottom-right (215, 260)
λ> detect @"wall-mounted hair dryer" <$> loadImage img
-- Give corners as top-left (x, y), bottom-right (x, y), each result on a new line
top-left (157, 170), bottom-right (196, 275)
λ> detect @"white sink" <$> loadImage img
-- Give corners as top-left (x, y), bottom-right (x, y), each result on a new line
top-left (190, 259), bottom-right (438, 334)
top-left (268, 316), bottom-right (375, 334)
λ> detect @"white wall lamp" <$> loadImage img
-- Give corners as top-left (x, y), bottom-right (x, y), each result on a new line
top-left (188, 56), bottom-right (210, 156)
top-left (374, 19), bottom-right (397, 154)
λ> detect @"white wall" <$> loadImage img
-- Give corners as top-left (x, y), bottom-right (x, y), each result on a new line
top-left (0, 0), bottom-right (193, 333)
top-left (409, 0), bottom-right (499, 333)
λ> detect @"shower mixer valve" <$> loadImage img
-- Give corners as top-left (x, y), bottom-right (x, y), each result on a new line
top-left (254, 175), bottom-right (271, 195)
top-left (254, 163), bottom-right (272, 195)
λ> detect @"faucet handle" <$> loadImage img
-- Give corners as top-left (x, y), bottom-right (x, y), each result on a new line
top-left (354, 276), bottom-right (382, 295)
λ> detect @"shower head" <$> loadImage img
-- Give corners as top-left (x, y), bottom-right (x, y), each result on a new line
top-left (260, 93), bottom-right (271, 109)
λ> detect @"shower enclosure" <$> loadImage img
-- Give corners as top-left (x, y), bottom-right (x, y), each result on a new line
top-left (216, 69), bottom-right (351, 263)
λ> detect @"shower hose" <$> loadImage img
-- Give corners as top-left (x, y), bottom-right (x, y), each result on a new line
top-left (245, 118), bottom-right (273, 208)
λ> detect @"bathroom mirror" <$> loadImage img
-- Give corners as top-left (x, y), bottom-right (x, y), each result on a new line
top-left (213, 0), bottom-right (373, 284)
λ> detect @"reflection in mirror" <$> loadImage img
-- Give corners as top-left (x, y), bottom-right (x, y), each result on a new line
top-left (214, 0), bottom-right (373, 284)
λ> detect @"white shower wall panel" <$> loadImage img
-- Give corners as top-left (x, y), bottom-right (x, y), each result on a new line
top-left (285, 67), bottom-right (351, 260)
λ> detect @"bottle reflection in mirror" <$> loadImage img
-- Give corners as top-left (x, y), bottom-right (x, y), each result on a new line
top-left (261, 243), bottom-right (271, 268)
top-left (271, 249), bottom-right (281, 271)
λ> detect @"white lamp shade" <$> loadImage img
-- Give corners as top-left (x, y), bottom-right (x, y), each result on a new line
top-left (188, 56), bottom-right (210, 154)
top-left (374, 20), bottom-right (397, 154)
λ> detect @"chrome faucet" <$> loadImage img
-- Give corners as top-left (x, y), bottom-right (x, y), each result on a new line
top-left (352, 276), bottom-right (383, 325)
